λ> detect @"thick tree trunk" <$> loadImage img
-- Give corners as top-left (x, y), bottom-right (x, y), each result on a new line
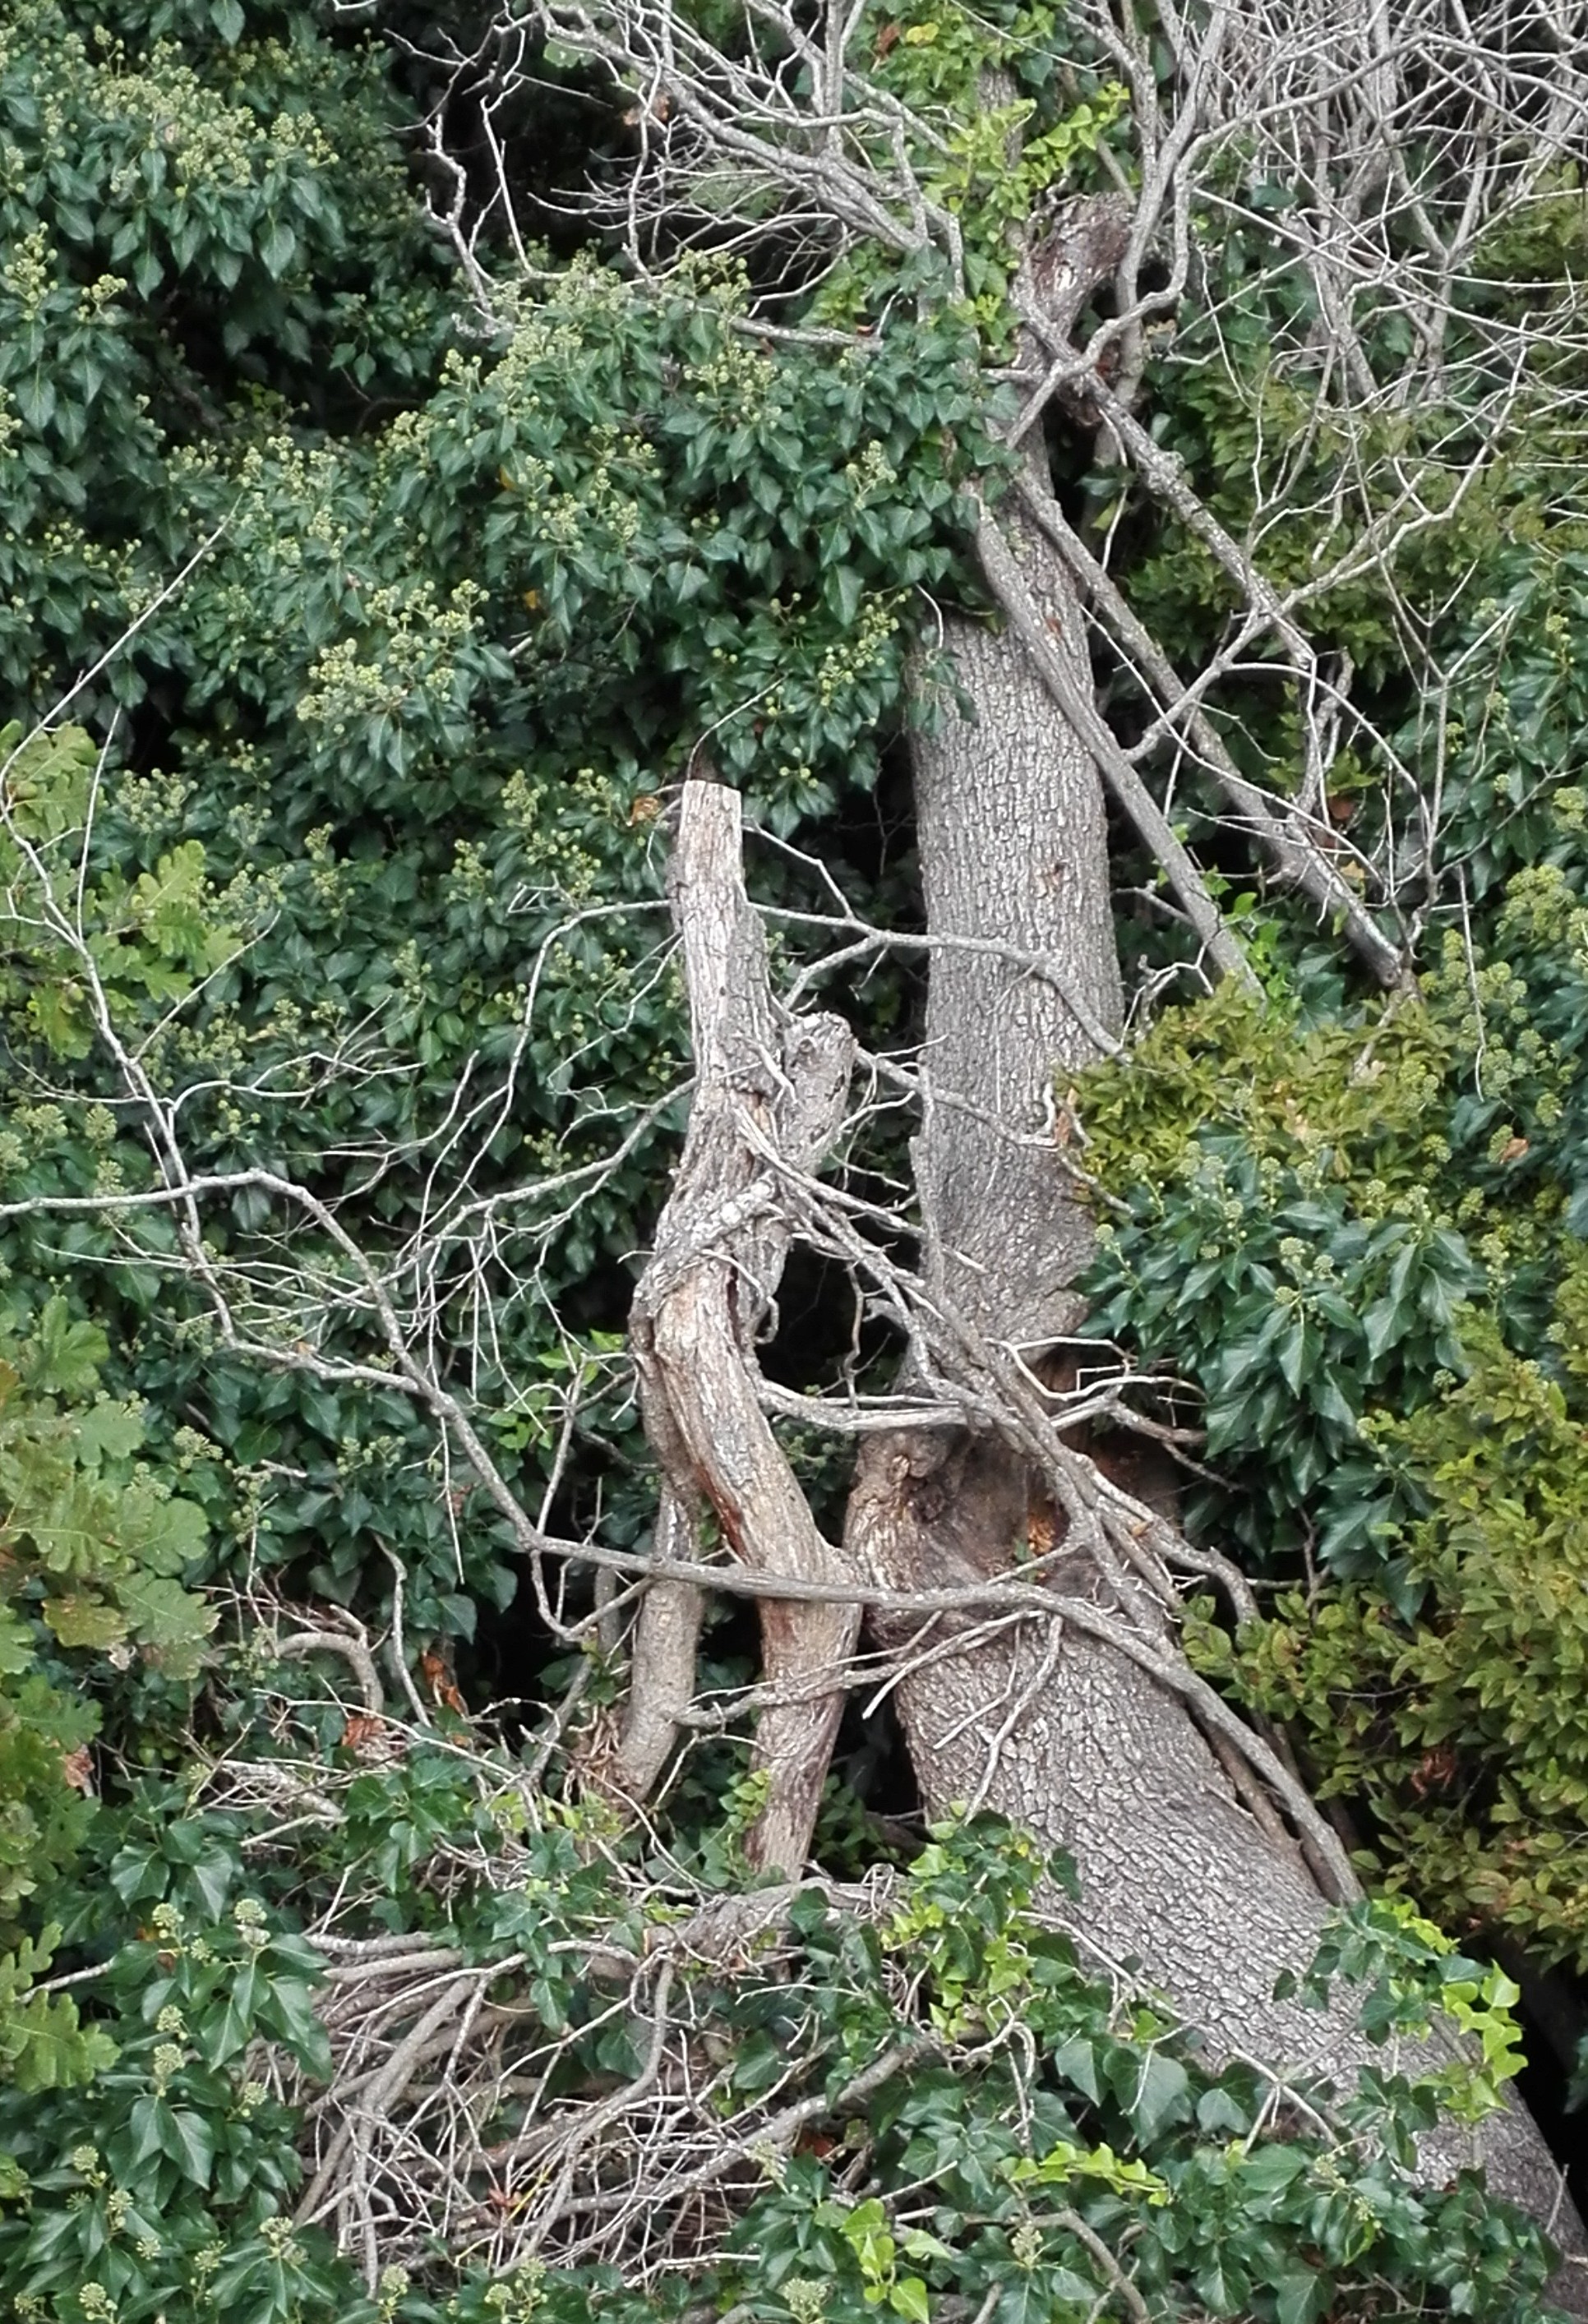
top-left (912, 588), bottom-right (1122, 1344)
top-left (617, 464), bottom-right (1583, 2305)
top-left (841, 514), bottom-right (1588, 2290)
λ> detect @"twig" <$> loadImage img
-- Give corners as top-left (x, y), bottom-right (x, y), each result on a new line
top-left (972, 507), bottom-right (1258, 991)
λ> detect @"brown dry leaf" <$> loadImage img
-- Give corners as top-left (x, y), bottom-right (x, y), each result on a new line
top-left (1500, 1135), bottom-right (1529, 1163)
top-left (61, 1745), bottom-right (95, 1793)
top-left (341, 1713), bottom-right (385, 1754)
top-left (1410, 1744), bottom-right (1457, 1798)
top-left (420, 1648), bottom-right (465, 1714)
top-left (795, 2128), bottom-right (838, 2160)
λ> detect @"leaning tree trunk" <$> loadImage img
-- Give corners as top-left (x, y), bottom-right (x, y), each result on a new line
top-left (617, 671), bottom-right (1585, 2289)
top-left (839, 496), bottom-right (1588, 2289)
top-left (612, 278), bottom-right (1585, 2301)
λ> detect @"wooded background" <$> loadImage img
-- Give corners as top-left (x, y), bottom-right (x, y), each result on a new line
top-left (4, 2), bottom-right (1588, 2319)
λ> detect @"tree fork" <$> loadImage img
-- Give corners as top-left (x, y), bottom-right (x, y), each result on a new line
top-left (620, 777), bottom-right (859, 1873)
top-left (838, 525), bottom-right (1588, 2295)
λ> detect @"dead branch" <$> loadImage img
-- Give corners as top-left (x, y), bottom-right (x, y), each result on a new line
top-left (972, 505), bottom-right (1257, 989)
top-left (622, 776), bottom-right (861, 1870)
top-left (1014, 477), bottom-right (1413, 992)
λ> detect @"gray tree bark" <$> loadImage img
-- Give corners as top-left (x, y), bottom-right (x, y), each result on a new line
top-left (615, 276), bottom-right (1585, 2312)
top-left (839, 502), bottom-right (1588, 2295)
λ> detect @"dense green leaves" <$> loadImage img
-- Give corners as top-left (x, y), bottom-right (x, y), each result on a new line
top-left (0, 1289), bottom-right (215, 2097)
top-left (0, 0), bottom-right (452, 699)
top-left (1080, 830), bottom-right (1588, 1964)
top-left (2, 0), bottom-right (1586, 2312)
top-left (0, 0), bottom-right (995, 1661)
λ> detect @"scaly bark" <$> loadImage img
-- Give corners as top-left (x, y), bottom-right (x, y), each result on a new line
top-left (619, 249), bottom-right (1585, 2307)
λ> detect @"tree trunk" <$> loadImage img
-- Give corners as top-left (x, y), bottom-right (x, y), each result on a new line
top-left (840, 512), bottom-right (1588, 2292)
top-left (616, 417), bottom-right (1584, 2308)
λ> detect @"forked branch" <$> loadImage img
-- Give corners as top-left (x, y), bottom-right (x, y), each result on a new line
top-left (621, 777), bottom-right (859, 1871)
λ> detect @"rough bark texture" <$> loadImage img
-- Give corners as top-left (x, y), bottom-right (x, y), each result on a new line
top-left (619, 293), bottom-right (1585, 2305)
top-left (912, 543), bottom-right (1121, 1350)
top-left (850, 1441), bottom-right (1581, 2247)
top-left (843, 493), bottom-right (1588, 2287)
top-left (620, 778), bottom-right (860, 1874)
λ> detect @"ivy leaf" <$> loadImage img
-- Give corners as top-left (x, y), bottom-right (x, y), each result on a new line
top-left (1362, 1298), bottom-right (1406, 1363)
top-left (1130, 2050), bottom-right (1190, 2141)
top-left (1195, 2084), bottom-right (1250, 2134)
top-left (161, 2105), bottom-right (217, 2183)
top-left (261, 1976), bottom-right (333, 2079)
top-left (1050, 2034), bottom-right (1101, 2101)
top-left (824, 562), bottom-right (864, 625)
top-left (261, 220), bottom-right (298, 279)
top-left (1239, 2145), bottom-right (1308, 2198)
top-left (127, 2091), bottom-right (169, 2166)
top-left (1192, 2246), bottom-right (1250, 2315)
top-left (1275, 2270), bottom-right (1328, 2324)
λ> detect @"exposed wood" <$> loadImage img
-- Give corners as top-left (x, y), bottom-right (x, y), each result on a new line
top-left (621, 777), bottom-right (858, 1874)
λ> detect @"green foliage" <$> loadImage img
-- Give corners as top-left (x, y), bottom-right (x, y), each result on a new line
top-left (53, 1798), bottom-right (1572, 2324)
top-left (1194, 1272), bottom-right (1588, 1971)
top-left (0, 0), bottom-right (1582, 2312)
top-left (1080, 837), bottom-right (1588, 1963)
top-left (7, 1631), bottom-right (1566, 2324)
top-left (0, 718), bottom-right (250, 1092)
top-left (1276, 1896), bottom-right (1525, 2123)
top-left (833, 0), bottom-right (1128, 344)
top-left (0, 1882), bottom-right (359, 2324)
top-left (0, 0), bottom-right (998, 1672)
top-left (0, 1292), bottom-right (214, 2097)
top-left (1079, 984), bottom-right (1478, 1582)
top-left (704, 1819), bottom-right (1563, 2324)
top-left (381, 256), bottom-right (990, 820)
top-left (0, 1295), bottom-right (214, 1672)
top-left (0, 0), bottom-right (451, 698)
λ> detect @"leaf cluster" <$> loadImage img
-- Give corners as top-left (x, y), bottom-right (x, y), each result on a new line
top-left (5, 1786), bottom-right (1568, 2324)
top-left (1080, 832), bottom-right (1588, 1963)
top-left (0, 1292), bottom-right (213, 2097)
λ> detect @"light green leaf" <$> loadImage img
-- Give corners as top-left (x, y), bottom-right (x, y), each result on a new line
top-left (41, 1594), bottom-right (129, 1651)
